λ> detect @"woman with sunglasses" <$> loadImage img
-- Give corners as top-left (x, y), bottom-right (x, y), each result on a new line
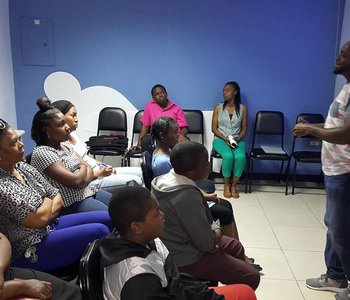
top-left (0, 119), bottom-right (111, 272)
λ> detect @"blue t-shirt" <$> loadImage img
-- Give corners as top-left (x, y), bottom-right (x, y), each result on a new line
top-left (152, 153), bottom-right (172, 177)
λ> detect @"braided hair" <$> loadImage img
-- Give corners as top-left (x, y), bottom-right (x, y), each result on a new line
top-left (222, 81), bottom-right (241, 117)
top-left (150, 116), bottom-right (177, 145)
top-left (31, 97), bottom-right (61, 146)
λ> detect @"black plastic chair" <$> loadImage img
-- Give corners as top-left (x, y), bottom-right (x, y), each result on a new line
top-left (79, 240), bottom-right (103, 300)
top-left (285, 113), bottom-right (324, 195)
top-left (125, 110), bottom-right (144, 165)
top-left (247, 111), bottom-right (289, 194)
top-left (183, 109), bottom-right (204, 144)
top-left (88, 107), bottom-right (127, 166)
top-left (140, 151), bottom-right (154, 190)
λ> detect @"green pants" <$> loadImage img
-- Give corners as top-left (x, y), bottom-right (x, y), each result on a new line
top-left (212, 138), bottom-right (246, 178)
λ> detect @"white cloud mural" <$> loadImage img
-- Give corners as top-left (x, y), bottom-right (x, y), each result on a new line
top-left (44, 71), bottom-right (138, 144)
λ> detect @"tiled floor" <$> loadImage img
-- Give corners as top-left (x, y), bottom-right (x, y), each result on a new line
top-left (214, 183), bottom-right (335, 300)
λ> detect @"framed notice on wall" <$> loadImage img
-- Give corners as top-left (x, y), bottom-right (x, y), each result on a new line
top-left (20, 17), bottom-right (55, 66)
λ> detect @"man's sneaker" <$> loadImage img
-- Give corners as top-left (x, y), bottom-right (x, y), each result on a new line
top-left (306, 274), bottom-right (348, 293)
top-left (334, 286), bottom-right (350, 300)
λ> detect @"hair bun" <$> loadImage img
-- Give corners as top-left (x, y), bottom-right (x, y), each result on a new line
top-left (36, 97), bottom-right (53, 112)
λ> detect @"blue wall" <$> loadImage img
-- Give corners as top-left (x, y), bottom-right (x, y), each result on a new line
top-left (9, 0), bottom-right (345, 172)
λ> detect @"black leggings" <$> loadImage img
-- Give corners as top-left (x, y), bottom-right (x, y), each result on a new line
top-left (210, 198), bottom-right (234, 225)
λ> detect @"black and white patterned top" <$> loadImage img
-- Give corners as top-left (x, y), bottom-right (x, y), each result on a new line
top-left (0, 162), bottom-right (58, 258)
top-left (30, 143), bottom-right (96, 207)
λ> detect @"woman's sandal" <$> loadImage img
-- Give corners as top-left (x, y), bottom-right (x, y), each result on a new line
top-left (224, 185), bottom-right (232, 198)
top-left (231, 185), bottom-right (240, 198)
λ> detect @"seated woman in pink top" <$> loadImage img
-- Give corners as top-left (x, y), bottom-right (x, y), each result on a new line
top-left (131, 84), bottom-right (189, 151)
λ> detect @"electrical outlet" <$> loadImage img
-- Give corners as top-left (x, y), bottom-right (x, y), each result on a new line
top-left (310, 141), bottom-right (320, 146)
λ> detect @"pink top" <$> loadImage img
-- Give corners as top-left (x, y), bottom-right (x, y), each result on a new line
top-left (140, 99), bottom-right (188, 132)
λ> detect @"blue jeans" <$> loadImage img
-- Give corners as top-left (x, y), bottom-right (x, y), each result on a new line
top-left (59, 190), bottom-right (112, 215)
top-left (12, 211), bottom-right (111, 272)
top-left (324, 173), bottom-right (350, 280)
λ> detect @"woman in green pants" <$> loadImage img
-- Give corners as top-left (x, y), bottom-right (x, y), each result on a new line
top-left (212, 81), bottom-right (248, 198)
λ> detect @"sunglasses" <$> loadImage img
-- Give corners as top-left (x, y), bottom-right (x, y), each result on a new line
top-left (0, 119), bottom-right (6, 131)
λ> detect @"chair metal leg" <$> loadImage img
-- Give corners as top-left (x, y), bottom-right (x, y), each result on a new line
top-left (121, 155), bottom-right (126, 167)
top-left (248, 159), bottom-right (254, 193)
top-left (209, 154), bottom-right (214, 180)
top-left (278, 161), bottom-right (285, 183)
top-left (292, 160), bottom-right (298, 195)
top-left (285, 158), bottom-right (291, 195)
top-left (244, 156), bottom-right (250, 194)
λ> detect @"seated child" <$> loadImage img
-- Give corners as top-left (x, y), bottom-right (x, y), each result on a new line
top-left (151, 116), bottom-right (240, 241)
top-left (101, 186), bottom-right (257, 300)
top-left (151, 142), bottom-right (260, 290)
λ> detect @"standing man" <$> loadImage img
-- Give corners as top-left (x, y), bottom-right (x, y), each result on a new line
top-left (293, 41), bottom-right (350, 300)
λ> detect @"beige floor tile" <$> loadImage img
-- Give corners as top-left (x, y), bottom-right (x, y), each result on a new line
top-left (231, 194), bottom-right (262, 208)
top-left (290, 187), bottom-right (325, 195)
top-left (300, 193), bottom-right (327, 210)
top-left (215, 190), bottom-right (261, 207)
top-left (214, 183), bottom-right (329, 299)
top-left (263, 207), bottom-right (323, 228)
top-left (297, 280), bottom-right (336, 300)
top-left (238, 224), bottom-right (280, 249)
top-left (234, 206), bottom-right (269, 225)
top-left (255, 279), bottom-right (304, 300)
top-left (249, 184), bottom-right (287, 194)
top-left (245, 248), bottom-right (294, 280)
top-left (258, 192), bottom-right (308, 209)
top-left (273, 226), bottom-right (326, 251)
top-left (284, 250), bottom-right (325, 281)
top-left (310, 209), bottom-right (327, 229)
